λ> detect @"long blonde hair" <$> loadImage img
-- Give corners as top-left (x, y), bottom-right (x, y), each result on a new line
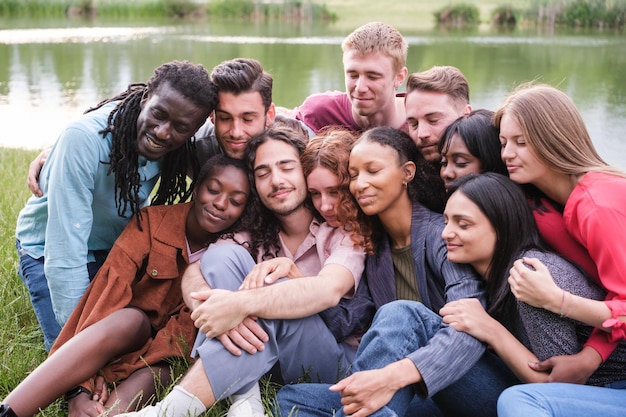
top-left (493, 83), bottom-right (626, 178)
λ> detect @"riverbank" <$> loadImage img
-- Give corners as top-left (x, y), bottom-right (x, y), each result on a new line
top-left (1, 0), bottom-right (624, 31)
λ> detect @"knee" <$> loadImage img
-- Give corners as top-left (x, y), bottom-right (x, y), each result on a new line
top-left (375, 300), bottom-right (435, 326)
top-left (497, 385), bottom-right (542, 416)
top-left (200, 244), bottom-right (254, 289)
top-left (101, 308), bottom-right (151, 348)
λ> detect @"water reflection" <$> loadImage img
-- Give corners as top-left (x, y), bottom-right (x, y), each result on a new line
top-left (1, 22), bottom-right (625, 168)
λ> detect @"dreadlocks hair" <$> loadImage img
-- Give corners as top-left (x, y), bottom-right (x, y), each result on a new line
top-left (86, 60), bottom-right (218, 227)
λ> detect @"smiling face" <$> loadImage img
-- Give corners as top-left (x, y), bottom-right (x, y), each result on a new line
top-left (348, 139), bottom-right (413, 217)
top-left (343, 50), bottom-right (404, 120)
top-left (499, 113), bottom-right (550, 186)
top-left (212, 90), bottom-right (275, 160)
top-left (405, 90), bottom-right (469, 162)
top-left (136, 82), bottom-right (208, 161)
top-left (442, 191), bottom-right (497, 278)
top-left (253, 138), bottom-right (308, 216)
top-left (306, 166), bottom-right (342, 227)
top-left (193, 164), bottom-right (250, 234)
top-left (440, 134), bottom-right (483, 191)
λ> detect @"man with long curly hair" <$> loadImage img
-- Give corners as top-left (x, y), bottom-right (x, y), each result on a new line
top-left (16, 60), bottom-right (217, 351)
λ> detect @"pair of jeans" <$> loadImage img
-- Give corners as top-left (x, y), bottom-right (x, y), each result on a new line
top-left (16, 240), bottom-right (61, 351)
top-left (275, 300), bottom-right (519, 417)
top-left (16, 240), bottom-right (107, 351)
top-left (192, 244), bottom-right (355, 399)
top-left (497, 382), bottom-right (626, 417)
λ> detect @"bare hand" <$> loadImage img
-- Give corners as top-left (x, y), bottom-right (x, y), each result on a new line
top-left (217, 316), bottom-right (268, 355)
top-left (508, 257), bottom-right (561, 310)
top-left (329, 369), bottom-right (396, 417)
top-left (67, 392), bottom-right (106, 417)
top-left (240, 257), bottom-right (302, 290)
top-left (528, 347), bottom-right (602, 384)
top-left (91, 376), bottom-right (108, 404)
top-left (440, 298), bottom-right (492, 342)
top-left (190, 289), bottom-right (247, 338)
top-left (27, 146), bottom-right (51, 197)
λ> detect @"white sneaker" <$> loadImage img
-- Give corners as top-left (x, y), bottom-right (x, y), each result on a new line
top-left (227, 383), bottom-right (266, 417)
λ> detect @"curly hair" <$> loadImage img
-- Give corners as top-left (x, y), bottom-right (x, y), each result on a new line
top-left (86, 60), bottom-right (218, 227)
top-left (195, 154), bottom-right (264, 260)
top-left (300, 127), bottom-right (374, 254)
top-left (244, 124), bottom-right (308, 260)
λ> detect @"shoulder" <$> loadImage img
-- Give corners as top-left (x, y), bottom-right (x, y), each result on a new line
top-left (522, 249), bottom-right (603, 299)
top-left (300, 91), bottom-right (348, 107)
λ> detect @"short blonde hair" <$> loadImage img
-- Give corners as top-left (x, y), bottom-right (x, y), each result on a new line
top-left (341, 21), bottom-right (408, 73)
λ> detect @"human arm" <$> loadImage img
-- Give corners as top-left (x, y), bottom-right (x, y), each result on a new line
top-left (190, 263), bottom-right (356, 338)
top-left (508, 251), bottom-right (609, 383)
top-left (27, 146), bottom-right (51, 197)
top-left (405, 227), bottom-right (487, 397)
top-left (508, 256), bottom-right (621, 374)
top-left (508, 257), bottom-right (613, 329)
top-left (181, 255), bottom-right (268, 355)
top-left (440, 298), bottom-right (549, 383)
top-left (318, 272), bottom-right (376, 342)
top-left (44, 126), bottom-right (102, 325)
top-left (239, 256), bottom-right (303, 290)
top-left (329, 358), bottom-right (421, 417)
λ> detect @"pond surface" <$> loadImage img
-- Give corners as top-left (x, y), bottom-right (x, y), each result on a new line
top-left (1, 18), bottom-right (625, 167)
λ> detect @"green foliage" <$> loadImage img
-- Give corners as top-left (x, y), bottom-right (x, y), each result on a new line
top-left (0, 0), bottom-right (336, 21)
top-left (491, 4), bottom-right (519, 26)
top-left (206, 0), bottom-right (336, 21)
top-left (434, 3), bottom-right (481, 27)
top-left (527, 0), bottom-right (625, 28)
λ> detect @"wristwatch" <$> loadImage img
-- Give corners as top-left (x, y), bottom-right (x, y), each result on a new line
top-left (64, 386), bottom-right (91, 401)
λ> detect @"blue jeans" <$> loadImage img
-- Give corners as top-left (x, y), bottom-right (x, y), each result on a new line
top-left (275, 300), bottom-right (519, 417)
top-left (497, 382), bottom-right (626, 417)
top-left (16, 240), bottom-right (106, 351)
top-left (192, 244), bottom-right (355, 399)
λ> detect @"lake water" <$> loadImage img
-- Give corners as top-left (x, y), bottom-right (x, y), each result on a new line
top-left (1, 18), bottom-right (625, 167)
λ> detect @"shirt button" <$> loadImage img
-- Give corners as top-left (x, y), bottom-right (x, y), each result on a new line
top-left (151, 269), bottom-right (158, 277)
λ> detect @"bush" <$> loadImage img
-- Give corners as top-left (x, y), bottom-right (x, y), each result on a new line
top-left (434, 3), bottom-right (481, 27)
top-left (492, 4), bottom-right (519, 27)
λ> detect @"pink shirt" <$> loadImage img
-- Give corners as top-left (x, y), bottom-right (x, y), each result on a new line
top-left (564, 171), bottom-right (626, 359)
top-left (275, 218), bottom-right (365, 296)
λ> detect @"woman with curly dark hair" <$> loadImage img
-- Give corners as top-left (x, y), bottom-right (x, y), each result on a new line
top-left (3, 155), bottom-right (259, 417)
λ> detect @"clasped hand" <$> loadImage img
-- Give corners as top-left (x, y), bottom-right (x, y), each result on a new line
top-left (440, 298), bottom-right (492, 342)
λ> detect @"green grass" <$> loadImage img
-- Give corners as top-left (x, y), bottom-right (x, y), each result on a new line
top-left (0, 148), bottom-right (45, 394)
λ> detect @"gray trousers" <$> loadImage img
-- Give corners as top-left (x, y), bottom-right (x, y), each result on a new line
top-left (191, 244), bottom-right (354, 400)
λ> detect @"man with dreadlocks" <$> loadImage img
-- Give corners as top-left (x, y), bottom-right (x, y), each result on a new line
top-left (15, 60), bottom-right (217, 351)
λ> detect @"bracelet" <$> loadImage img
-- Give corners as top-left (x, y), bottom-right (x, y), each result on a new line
top-left (564, 290), bottom-right (573, 318)
top-left (64, 386), bottom-right (91, 401)
top-left (559, 289), bottom-right (566, 318)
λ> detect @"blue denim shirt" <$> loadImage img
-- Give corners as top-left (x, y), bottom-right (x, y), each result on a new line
top-left (15, 101), bottom-right (162, 325)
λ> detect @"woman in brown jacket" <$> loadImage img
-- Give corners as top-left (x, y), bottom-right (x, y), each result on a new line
top-left (1, 155), bottom-right (262, 417)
